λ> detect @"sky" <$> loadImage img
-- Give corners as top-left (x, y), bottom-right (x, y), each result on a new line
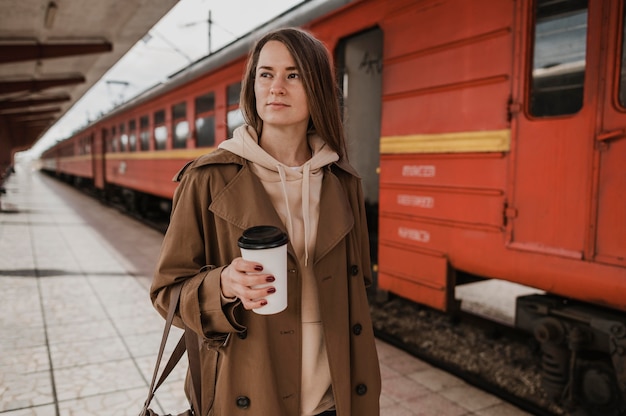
top-left (25, 0), bottom-right (304, 157)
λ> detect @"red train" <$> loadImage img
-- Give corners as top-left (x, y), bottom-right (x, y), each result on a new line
top-left (40, 0), bottom-right (626, 413)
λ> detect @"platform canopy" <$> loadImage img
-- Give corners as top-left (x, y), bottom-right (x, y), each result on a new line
top-left (0, 0), bottom-right (179, 172)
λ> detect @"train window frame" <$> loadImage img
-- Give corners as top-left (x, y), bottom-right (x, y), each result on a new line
top-left (120, 122), bottom-right (128, 152)
top-left (196, 91), bottom-right (215, 113)
top-left (111, 125), bottom-right (118, 153)
top-left (104, 129), bottom-right (112, 153)
top-left (172, 102), bottom-right (189, 149)
top-left (153, 109), bottom-right (167, 150)
top-left (195, 91), bottom-right (216, 147)
top-left (528, 0), bottom-right (588, 118)
top-left (81, 137), bottom-right (89, 155)
top-left (139, 115), bottom-right (150, 151)
top-left (226, 82), bottom-right (243, 138)
top-left (128, 119), bottom-right (137, 152)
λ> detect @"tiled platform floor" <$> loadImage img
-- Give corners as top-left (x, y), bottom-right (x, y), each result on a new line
top-left (0, 163), bottom-right (531, 416)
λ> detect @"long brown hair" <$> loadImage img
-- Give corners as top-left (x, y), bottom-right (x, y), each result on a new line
top-left (239, 27), bottom-right (346, 159)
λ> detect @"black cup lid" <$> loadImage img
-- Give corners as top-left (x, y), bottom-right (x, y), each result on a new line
top-left (237, 225), bottom-right (288, 249)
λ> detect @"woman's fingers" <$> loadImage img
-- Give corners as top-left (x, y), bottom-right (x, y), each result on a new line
top-left (220, 258), bottom-right (275, 310)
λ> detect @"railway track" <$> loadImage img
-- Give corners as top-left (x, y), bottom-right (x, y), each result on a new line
top-left (369, 294), bottom-right (567, 416)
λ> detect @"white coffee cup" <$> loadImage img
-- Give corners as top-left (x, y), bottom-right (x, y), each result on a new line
top-left (238, 226), bottom-right (289, 315)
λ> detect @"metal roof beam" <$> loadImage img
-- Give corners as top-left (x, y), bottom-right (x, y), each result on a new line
top-left (13, 115), bottom-right (56, 123)
top-left (0, 75), bottom-right (85, 94)
top-left (0, 41), bottom-right (112, 64)
top-left (0, 95), bottom-right (70, 110)
top-left (1, 107), bottom-right (61, 117)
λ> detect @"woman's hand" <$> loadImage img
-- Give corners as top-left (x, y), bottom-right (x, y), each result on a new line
top-left (220, 257), bottom-right (276, 310)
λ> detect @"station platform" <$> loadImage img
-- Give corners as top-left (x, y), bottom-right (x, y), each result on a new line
top-left (0, 162), bottom-right (532, 416)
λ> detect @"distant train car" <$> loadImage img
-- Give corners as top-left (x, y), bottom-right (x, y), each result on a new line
top-left (40, 0), bottom-right (625, 413)
top-left (41, 135), bottom-right (94, 187)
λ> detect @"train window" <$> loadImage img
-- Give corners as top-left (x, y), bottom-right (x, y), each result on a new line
top-left (196, 92), bottom-right (215, 113)
top-left (227, 82), bottom-right (241, 106)
top-left (103, 129), bottom-right (111, 153)
top-left (120, 123), bottom-right (128, 152)
top-left (154, 110), bottom-right (167, 150)
top-left (154, 110), bottom-right (165, 124)
top-left (128, 119), bottom-right (137, 152)
top-left (140, 131), bottom-right (150, 151)
top-left (172, 102), bottom-right (188, 149)
top-left (227, 109), bottom-right (244, 138)
top-left (154, 126), bottom-right (167, 150)
top-left (111, 126), bottom-right (118, 152)
top-left (195, 92), bottom-right (215, 147)
top-left (81, 137), bottom-right (90, 155)
top-left (155, 126), bottom-right (167, 150)
top-left (529, 0), bottom-right (587, 117)
top-left (196, 116), bottom-right (215, 147)
top-left (139, 115), bottom-right (150, 151)
top-left (172, 102), bottom-right (186, 119)
top-left (620, 4), bottom-right (626, 107)
top-left (174, 121), bottom-right (189, 148)
top-left (227, 82), bottom-right (243, 138)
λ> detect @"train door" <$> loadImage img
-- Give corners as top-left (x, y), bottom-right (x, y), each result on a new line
top-left (335, 28), bottom-right (383, 279)
top-left (509, 0), bottom-right (598, 260)
top-left (593, 0), bottom-right (626, 268)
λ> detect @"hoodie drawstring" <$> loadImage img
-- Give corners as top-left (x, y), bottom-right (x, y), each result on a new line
top-left (276, 164), bottom-right (294, 238)
top-left (302, 162), bottom-right (311, 266)
top-left (277, 163), bottom-right (311, 266)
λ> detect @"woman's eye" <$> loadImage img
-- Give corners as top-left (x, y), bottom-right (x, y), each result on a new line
top-left (288, 73), bottom-right (299, 79)
top-left (259, 72), bottom-right (271, 78)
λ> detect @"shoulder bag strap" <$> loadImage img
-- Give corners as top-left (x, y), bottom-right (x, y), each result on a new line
top-left (141, 284), bottom-right (202, 415)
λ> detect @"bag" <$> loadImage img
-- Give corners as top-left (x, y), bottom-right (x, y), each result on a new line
top-left (139, 284), bottom-right (202, 416)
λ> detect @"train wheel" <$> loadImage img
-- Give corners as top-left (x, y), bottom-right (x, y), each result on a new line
top-left (577, 358), bottom-right (625, 416)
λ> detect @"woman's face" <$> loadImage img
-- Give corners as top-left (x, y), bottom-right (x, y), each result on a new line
top-left (254, 40), bottom-right (310, 132)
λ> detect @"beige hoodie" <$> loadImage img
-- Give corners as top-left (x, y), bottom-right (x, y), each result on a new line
top-left (219, 125), bottom-right (340, 415)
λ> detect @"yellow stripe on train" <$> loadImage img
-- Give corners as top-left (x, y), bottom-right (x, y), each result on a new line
top-left (104, 148), bottom-right (217, 160)
top-left (380, 129), bottom-right (510, 154)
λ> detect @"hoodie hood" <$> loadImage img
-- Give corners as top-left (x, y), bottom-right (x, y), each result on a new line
top-left (219, 125), bottom-right (339, 173)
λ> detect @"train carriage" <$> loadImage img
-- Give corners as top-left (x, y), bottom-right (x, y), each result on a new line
top-left (39, 0), bottom-right (626, 413)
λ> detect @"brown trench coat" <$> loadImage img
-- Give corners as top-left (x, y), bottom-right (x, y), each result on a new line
top-left (150, 149), bottom-right (381, 416)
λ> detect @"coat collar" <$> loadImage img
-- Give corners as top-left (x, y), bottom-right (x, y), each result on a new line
top-left (208, 154), bottom-right (354, 265)
top-left (191, 148), bottom-right (361, 178)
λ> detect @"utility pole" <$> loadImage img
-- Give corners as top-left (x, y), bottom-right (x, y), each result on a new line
top-left (181, 9), bottom-right (213, 56)
top-left (208, 10), bottom-right (212, 55)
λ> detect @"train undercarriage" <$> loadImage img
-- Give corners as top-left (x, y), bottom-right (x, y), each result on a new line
top-left (516, 294), bottom-right (626, 415)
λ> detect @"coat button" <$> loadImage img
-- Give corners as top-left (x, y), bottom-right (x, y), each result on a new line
top-left (350, 265), bottom-right (359, 276)
top-left (356, 383), bottom-right (367, 396)
top-left (237, 329), bottom-right (247, 340)
top-left (236, 396), bottom-right (250, 408)
top-left (352, 323), bottom-right (362, 335)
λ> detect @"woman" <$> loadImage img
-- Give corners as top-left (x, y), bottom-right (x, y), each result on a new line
top-left (151, 27), bottom-right (381, 416)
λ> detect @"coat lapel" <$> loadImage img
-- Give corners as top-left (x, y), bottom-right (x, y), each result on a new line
top-left (314, 169), bottom-right (354, 263)
top-left (209, 164), bottom-right (284, 232)
top-left (210, 162), bottom-right (354, 264)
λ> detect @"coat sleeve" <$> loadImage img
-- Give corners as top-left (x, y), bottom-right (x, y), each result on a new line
top-left (150, 165), bottom-right (244, 342)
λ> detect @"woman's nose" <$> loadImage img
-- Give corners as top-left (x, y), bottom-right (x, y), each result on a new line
top-left (270, 78), bottom-right (286, 95)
